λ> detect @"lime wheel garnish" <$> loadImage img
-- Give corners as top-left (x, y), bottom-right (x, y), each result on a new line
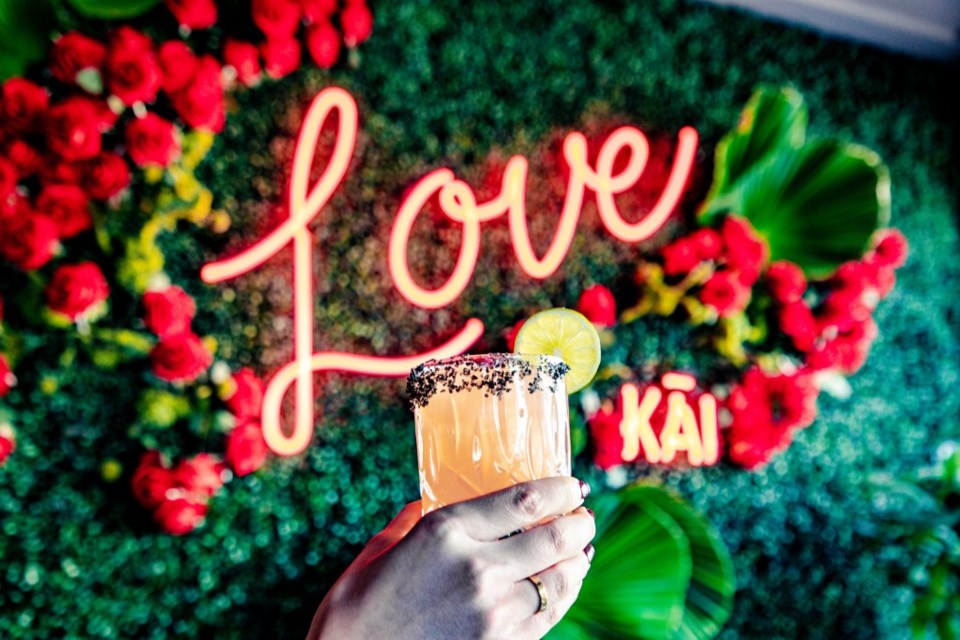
top-left (513, 308), bottom-right (602, 393)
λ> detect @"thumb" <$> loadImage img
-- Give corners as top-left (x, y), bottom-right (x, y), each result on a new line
top-left (355, 501), bottom-right (423, 562)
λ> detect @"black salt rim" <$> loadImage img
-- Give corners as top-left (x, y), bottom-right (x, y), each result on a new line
top-left (407, 353), bottom-right (571, 408)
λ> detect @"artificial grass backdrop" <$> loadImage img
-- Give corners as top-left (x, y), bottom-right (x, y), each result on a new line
top-left (2, 0), bottom-right (958, 637)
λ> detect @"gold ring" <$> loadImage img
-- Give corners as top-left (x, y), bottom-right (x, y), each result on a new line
top-left (528, 574), bottom-right (548, 614)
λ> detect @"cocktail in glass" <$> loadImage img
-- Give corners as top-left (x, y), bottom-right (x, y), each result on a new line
top-left (407, 353), bottom-right (571, 514)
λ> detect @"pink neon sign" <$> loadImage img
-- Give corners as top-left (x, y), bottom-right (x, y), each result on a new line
top-left (202, 87), bottom-right (698, 456)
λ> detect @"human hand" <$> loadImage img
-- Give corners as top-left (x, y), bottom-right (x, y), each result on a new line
top-left (306, 477), bottom-right (595, 640)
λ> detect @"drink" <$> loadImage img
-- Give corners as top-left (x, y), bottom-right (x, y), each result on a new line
top-left (408, 354), bottom-right (571, 514)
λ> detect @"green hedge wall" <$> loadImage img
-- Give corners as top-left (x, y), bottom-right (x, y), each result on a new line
top-left (1, 0), bottom-right (958, 638)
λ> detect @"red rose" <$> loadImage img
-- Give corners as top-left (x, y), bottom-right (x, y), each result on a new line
top-left (778, 300), bottom-right (817, 352)
top-left (165, 0), bottom-right (218, 30)
top-left (504, 319), bottom-right (525, 352)
top-left (225, 419), bottom-right (269, 476)
top-left (341, 1), bottom-right (373, 47)
top-left (588, 399), bottom-right (625, 470)
top-left (305, 21), bottom-right (341, 69)
top-left (222, 40), bottom-right (262, 88)
top-left (131, 451), bottom-right (175, 508)
top-left (0, 214), bottom-right (59, 271)
top-left (766, 261), bottom-right (806, 303)
top-left (106, 28), bottom-right (161, 105)
top-left (699, 271), bottom-right (750, 317)
top-left (661, 237), bottom-right (700, 276)
top-left (142, 285), bottom-right (196, 338)
top-left (39, 159), bottom-right (85, 187)
top-left (80, 152), bottom-right (131, 200)
top-left (225, 368), bottom-right (264, 419)
top-left (170, 56), bottom-right (225, 132)
top-left (252, 0), bottom-right (302, 39)
top-left (816, 289), bottom-right (872, 334)
top-left (154, 496), bottom-right (207, 535)
top-left (0, 156), bottom-right (16, 203)
top-left (577, 284), bottom-right (617, 328)
top-left (689, 228), bottom-right (722, 262)
top-left (49, 32), bottom-right (107, 86)
top-left (261, 38), bottom-right (302, 80)
top-left (862, 260), bottom-right (896, 299)
top-left (727, 367), bottom-right (818, 469)
top-left (1, 78), bottom-right (49, 135)
top-left (807, 317), bottom-right (877, 374)
top-left (721, 215), bottom-right (768, 286)
top-left (173, 453), bottom-right (226, 498)
top-left (36, 184), bottom-right (92, 239)
top-left (869, 228), bottom-right (909, 269)
top-left (0, 354), bottom-right (16, 396)
top-left (45, 262), bottom-right (110, 321)
top-left (157, 41), bottom-right (199, 95)
top-left (301, 0), bottom-right (337, 23)
top-left (125, 113), bottom-right (181, 168)
top-left (3, 140), bottom-right (42, 178)
top-left (0, 424), bottom-right (15, 466)
top-left (150, 332), bottom-right (213, 383)
top-left (46, 96), bottom-right (102, 161)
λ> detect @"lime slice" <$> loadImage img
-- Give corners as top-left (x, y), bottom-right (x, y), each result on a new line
top-left (514, 308), bottom-right (601, 393)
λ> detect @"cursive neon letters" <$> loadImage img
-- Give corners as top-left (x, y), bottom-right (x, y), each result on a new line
top-left (202, 86), bottom-right (698, 456)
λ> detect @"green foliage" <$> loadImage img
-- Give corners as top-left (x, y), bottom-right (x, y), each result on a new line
top-left (65, 0), bottom-right (161, 19)
top-left (554, 484), bottom-right (735, 640)
top-left (868, 443), bottom-right (960, 638)
top-left (0, 0), bottom-right (55, 80)
top-left (1, 0), bottom-right (959, 639)
top-left (699, 87), bottom-right (891, 277)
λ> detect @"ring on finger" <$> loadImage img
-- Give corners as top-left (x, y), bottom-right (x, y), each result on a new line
top-left (527, 574), bottom-right (548, 614)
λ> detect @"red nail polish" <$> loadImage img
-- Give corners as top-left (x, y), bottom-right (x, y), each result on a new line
top-left (579, 480), bottom-right (591, 499)
top-left (586, 508), bottom-right (594, 518)
top-left (584, 544), bottom-right (595, 564)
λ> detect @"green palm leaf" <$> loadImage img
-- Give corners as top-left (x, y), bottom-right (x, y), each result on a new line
top-left (66, 0), bottom-right (161, 19)
top-left (0, 0), bottom-right (55, 81)
top-left (698, 86), bottom-right (889, 277)
top-left (699, 86), bottom-right (807, 224)
top-left (550, 491), bottom-right (692, 640)
top-left (624, 486), bottom-right (735, 640)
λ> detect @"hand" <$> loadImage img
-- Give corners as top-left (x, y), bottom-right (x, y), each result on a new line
top-left (307, 477), bottom-right (596, 640)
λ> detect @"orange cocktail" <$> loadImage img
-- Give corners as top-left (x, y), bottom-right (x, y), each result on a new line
top-left (408, 354), bottom-right (571, 514)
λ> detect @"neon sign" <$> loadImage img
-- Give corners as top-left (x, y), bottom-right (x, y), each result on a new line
top-left (618, 373), bottom-right (719, 467)
top-left (202, 87), bottom-right (698, 456)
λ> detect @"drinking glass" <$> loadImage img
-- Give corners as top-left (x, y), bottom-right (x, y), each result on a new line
top-left (408, 353), bottom-right (571, 514)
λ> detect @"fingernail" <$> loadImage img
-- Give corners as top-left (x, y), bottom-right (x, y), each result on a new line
top-left (586, 508), bottom-right (594, 518)
top-left (584, 544), bottom-right (595, 564)
top-left (579, 480), bottom-right (591, 500)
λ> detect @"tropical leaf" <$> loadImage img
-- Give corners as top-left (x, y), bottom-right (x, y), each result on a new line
top-left (65, 0), bottom-right (161, 20)
top-left (698, 86), bottom-right (889, 277)
top-left (551, 490), bottom-right (692, 640)
top-left (724, 139), bottom-right (890, 277)
top-left (625, 485), bottom-right (735, 640)
top-left (0, 0), bottom-right (56, 81)
top-left (699, 86), bottom-right (807, 223)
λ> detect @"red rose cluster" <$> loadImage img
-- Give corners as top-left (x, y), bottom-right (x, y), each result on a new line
top-left (131, 451), bottom-right (226, 535)
top-left (141, 285), bottom-right (213, 383)
top-left (221, 368), bottom-right (270, 477)
top-left (0, 75), bottom-right (129, 271)
top-left (0, 423), bottom-right (14, 467)
top-left (215, 0), bottom-right (374, 85)
top-left (129, 365), bottom-right (269, 533)
top-left (725, 228), bottom-right (907, 469)
top-left (660, 215), bottom-right (769, 317)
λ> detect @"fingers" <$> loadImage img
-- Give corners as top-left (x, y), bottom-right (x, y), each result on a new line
top-left (440, 477), bottom-right (589, 540)
top-left (488, 507), bottom-right (596, 581)
top-left (507, 548), bottom-right (593, 637)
